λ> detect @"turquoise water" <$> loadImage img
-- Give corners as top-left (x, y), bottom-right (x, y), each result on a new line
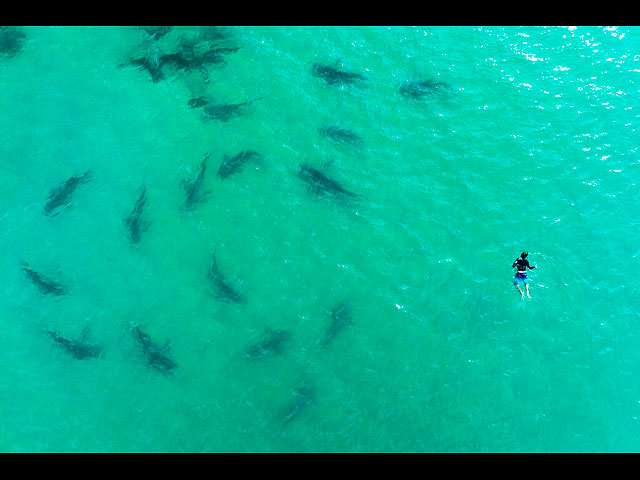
top-left (0, 25), bottom-right (639, 452)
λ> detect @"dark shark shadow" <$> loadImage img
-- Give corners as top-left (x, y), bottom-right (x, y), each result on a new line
top-left (398, 78), bottom-right (451, 99)
top-left (137, 26), bottom-right (172, 41)
top-left (217, 150), bottom-right (262, 179)
top-left (207, 253), bottom-right (246, 304)
top-left (161, 41), bottom-right (240, 71)
top-left (0, 26), bottom-right (26, 58)
top-left (130, 324), bottom-right (177, 374)
top-left (44, 171), bottom-right (91, 217)
top-left (121, 38), bottom-right (166, 83)
top-left (246, 327), bottom-right (291, 359)
top-left (182, 152), bottom-right (211, 212)
top-left (188, 96), bottom-right (262, 122)
top-left (281, 383), bottom-right (316, 425)
top-left (158, 28), bottom-right (240, 81)
top-left (124, 185), bottom-right (150, 245)
top-left (318, 124), bottom-right (364, 149)
top-left (22, 261), bottom-right (67, 296)
top-left (46, 327), bottom-right (103, 360)
top-left (312, 62), bottom-right (367, 86)
top-left (320, 298), bottom-right (353, 347)
top-left (297, 163), bottom-right (362, 200)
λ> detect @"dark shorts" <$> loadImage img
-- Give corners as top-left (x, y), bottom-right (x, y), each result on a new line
top-left (514, 272), bottom-right (529, 286)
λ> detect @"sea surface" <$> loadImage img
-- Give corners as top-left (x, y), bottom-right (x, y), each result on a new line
top-left (0, 25), bottom-right (639, 452)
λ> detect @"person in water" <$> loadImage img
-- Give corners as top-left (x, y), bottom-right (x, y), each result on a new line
top-left (512, 252), bottom-right (537, 298)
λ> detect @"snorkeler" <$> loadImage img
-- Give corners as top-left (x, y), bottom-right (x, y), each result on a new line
top-left (512, 252), bottom-right (537, 298)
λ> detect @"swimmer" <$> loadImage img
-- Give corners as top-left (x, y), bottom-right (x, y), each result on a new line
top-left (512, 252), bottom-right (537, 298)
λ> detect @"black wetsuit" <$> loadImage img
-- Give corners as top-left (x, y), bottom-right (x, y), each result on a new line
top-left (512, 257), bottom-right (534, 272)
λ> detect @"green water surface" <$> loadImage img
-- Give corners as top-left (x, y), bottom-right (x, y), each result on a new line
top-left (0, 26), bottom-right (639, 452)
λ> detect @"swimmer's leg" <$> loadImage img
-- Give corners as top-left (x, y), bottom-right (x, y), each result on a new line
top-left (525, 283), bottom-right (531, 299)
top-left (515, 284), bottom-right (524, 297)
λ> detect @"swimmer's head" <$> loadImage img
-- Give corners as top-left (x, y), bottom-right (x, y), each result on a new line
top-left (521, 252), bottom-right (528, 258)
